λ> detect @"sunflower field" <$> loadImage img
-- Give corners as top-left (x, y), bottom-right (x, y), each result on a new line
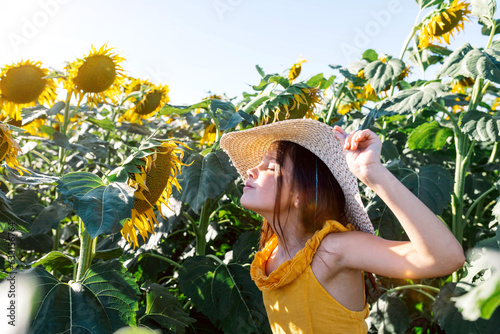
top-left (1, 0), bottom-right (500, 333)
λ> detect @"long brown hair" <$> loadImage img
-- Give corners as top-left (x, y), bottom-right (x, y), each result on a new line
top-left (259, 141), bottom-right (346, 251)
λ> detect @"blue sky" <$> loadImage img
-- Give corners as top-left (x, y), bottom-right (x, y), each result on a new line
top-left (0, 0), bottom-right (492, 105)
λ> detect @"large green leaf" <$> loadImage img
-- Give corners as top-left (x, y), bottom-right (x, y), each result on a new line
top-left (57, 172), bottom-right (135, 238)
top-left (472, 0), bottom-right (497, 28)
top-left (377, 82), bottom-right (445, 115)
top-left (175, 151), bottom-right (239, 213)
top-left (139, 282), bottom-right (195, 333)
top-left (232, 231), bottom-right (260, 264)
top-left (433, 283), bottom-right (500, 333)
top-left (408, 121), bottom-right (453, 150)
top-left (210, 100), bottom-right (250, 131)
top-left (364, 58), bottom-right (406, 93)
top-left (26, 261), bottom-right (140, 333)
top-left (29, 251), bottom-right (75, 275)
top-left (462, 110), bottom-right (500, 142)
top-left (453, 251), bottom-right (500, 321)
top-left (436, 43), bottom-right (474, 78)
top-left (367, 293), bottom-right (410, 334)
top-left (0, 189), bottom-right (29, 233)
top-left (436, 43), bottom-right (500, 83)
top-left (367, 162), bottom-right (453, 240)
top-left (30, 200), bottom-right (73, 235)
top-left (158, 101), bottom-right (211, 116)
top-left (178, 256), bottom-right (270, 334)
top-left (5, 167), bottom-right (59, 186)
top-left (463, 48), bottom-right (500, 83)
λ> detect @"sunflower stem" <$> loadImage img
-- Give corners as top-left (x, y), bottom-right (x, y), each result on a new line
top-left (138, 252), bottom-right (181, 269)
top-left (464, 185), bottom-right (496, 224)
top-left (326, 78), bottom-right (347, 124)
top-left (75, 220), bottom-right (95, 282)
top-left (386, 283), bottom-right (440, 295)
top-left (489, 142), bottom-right (498, 164)
top-left (241, 89), bottom-right (275, 114)
top-left (486, 21), bottom-right (497, 49)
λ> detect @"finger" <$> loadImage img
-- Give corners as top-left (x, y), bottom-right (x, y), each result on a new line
top-left (333, 125), bottom-right (346, 135)
top-left (344, 133), bottom-right (355, 149)
top-left (353, 130), bottom-right (371, 145)
top-left (333, 126), bottom-right (346, 143)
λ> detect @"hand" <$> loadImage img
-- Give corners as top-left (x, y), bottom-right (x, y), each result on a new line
top-left (333, 126), bottom-right (383, 181)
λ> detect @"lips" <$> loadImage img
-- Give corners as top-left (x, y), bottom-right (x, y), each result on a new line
top-left (243, 182), bottom-right (254, 191)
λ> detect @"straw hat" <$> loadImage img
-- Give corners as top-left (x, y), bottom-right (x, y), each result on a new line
top-left (220, 118), bottom-right (374, 234)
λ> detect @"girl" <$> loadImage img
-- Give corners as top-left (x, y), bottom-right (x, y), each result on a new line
top-left (220, 119), bottom-right (465, 334)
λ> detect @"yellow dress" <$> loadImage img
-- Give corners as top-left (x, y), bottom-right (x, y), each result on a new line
top-left (250, 220), bottom-right (369, 334)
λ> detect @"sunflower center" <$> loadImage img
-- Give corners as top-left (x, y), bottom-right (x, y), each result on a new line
top-left (134, 146), bottom-right (173, 214)
top-left (434, 10), bottom-right (464, 36)
top-left (135, 91), bottom-right (163, 115)
top-left (0, 65), bottom-right (46, 104)
top-left (73, 55), bottom-right (117, 93)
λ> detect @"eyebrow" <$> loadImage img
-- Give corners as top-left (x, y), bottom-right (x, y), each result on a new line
top-left (263, 154), bottom-right (276, 161)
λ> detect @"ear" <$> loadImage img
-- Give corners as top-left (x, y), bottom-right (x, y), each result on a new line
top-left (293, 194), bottom-right (300, 208)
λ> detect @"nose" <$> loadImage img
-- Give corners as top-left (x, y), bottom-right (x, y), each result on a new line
top-left (247, 165), bottom-right (257, 179)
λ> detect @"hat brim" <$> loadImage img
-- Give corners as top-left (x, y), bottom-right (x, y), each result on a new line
top-left (220, 119), bottom-right (374, 234)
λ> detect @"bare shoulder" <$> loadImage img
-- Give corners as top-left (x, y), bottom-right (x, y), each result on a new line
top-left (319, 230), bottom-right (374, 253)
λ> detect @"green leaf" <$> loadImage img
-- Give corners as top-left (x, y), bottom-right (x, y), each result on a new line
top-left (232, 231), bottom-right (260, 264)
top-left (377, 82), bottom-right (445, 114)
top-left (5, 167), bottom-right (59, 186)
top-left (256, 65), bottom-right (266, 78)
top-left (158, 101), bottom-right (211, 116)
top-left (471, 0), bottom-right (497, 28)
top-left (453, 251), bottom-right (500, 320)
top-left (408, 121), bottom-right (453, 150)
top-left (306, 73), bottom-right (332, 89)
top-left (368, 162), bottom-right (453, 239)
top-left (433, 282), bottom-right (500, 333)
top-left (87, 116), bottom-right (115, 131)
top-left (139, 282), bottom-right (195, 333)
top-left (178, 256), bottom-right (270, 334)
top-left (210, 100), bottom-right (244, 130)
top-left (29, 251), bottom-right (75, 275)
top-left (30, 201), bottom-right (73, 235)
top-left (26, 261), bottom-right (140, 333)
top-left (462, 110), bottom-right (500, 142)
top-left (175, 151), bottom-right (239, 213)
top-left (481, 19), bottom-right (500, 36)
top-left (463, 48), bottom-right (500, 83)
top-left (436, 43), bottom-right (474, 78)
top-left (0, 190), bottom-right (29, 233)
top-left (57, 172), bottom-right (135, 238)
top-left (367, 293), bottom-right (410, 333)
top-left (364, 59), bottom-right (405, 93)
top-left (362, 49), bottom-right (379, 62)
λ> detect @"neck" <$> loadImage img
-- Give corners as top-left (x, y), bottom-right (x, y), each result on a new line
top-left (263, 209), bottom-right (314, 259)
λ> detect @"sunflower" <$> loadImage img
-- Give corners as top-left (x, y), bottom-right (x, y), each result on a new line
top-left (0, 60), bottom-right (57, 121)
top-left (270, 86), bottom-right (321, 123)
top-left (120, 79), bottom-right (169, 123)
top-left (288, 58), bottom-right (307, 83)
top-left (0, 123), bottom-right (29, 175)
top-left (121, 141), bottom-right (185, 247)
top-left (338, 101), bottom-right (363, 115)
top-left (65, 44), bottom-right (126, 108)
top-left (451, 76), bottom-right (474, 94)
top-left (200, 123), bottom-right (217, 146)
top-left (418, 0), bottom-right (471, 49)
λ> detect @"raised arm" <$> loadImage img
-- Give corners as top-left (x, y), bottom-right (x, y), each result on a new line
top-left (331, 127), bottom-right (465, 279)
